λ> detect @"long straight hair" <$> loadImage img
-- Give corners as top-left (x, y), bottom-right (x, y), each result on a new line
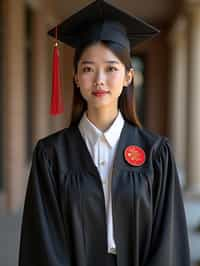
top-left (69, 40), bottom-right (142, 128)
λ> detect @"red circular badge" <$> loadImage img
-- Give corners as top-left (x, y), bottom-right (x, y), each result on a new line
top-left (124, 145), bottom-right (146, 166)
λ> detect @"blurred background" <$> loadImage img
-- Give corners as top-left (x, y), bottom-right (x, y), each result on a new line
top-left (0, 0), bottom-right (200, 265)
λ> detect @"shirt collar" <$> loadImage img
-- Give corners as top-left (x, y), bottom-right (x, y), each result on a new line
top-left (78, 110), bottom-right (125, 148)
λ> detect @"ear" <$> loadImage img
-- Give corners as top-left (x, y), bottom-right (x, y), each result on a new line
top-left (123, 68), bottom-right (134, 87)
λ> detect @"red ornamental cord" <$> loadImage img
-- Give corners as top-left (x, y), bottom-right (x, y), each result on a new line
top-left (50, 27), bottom-right (64, 115)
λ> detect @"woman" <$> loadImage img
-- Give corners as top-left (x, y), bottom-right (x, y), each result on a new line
top-left (18, 1), bottom-right (191, 266)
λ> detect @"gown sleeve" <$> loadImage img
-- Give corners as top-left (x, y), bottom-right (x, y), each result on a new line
top-left (145, 137), bottom-right (191, 266)
top-left (18, 140), bottom-right (69, 266)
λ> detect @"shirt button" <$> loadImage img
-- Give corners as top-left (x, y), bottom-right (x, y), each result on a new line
top-left (100, 160), bottom-right (105, 165)
top-left (102, 179), bottom-right (107, 184)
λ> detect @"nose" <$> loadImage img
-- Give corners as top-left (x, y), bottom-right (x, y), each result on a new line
top-left (94, 70), bottom-right (105, 86)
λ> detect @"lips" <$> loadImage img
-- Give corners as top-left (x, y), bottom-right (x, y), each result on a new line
top-left (92, 90), bottom-right (109, 96)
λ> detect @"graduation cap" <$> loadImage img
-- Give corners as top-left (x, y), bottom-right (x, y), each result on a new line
top-left (48, 0), bottom-right (160, 116)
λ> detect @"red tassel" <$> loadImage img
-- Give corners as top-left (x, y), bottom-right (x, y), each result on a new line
top-left (50, 42), bottom-right (64, 115)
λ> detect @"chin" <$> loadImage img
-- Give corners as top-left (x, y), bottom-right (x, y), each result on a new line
top-left (89, 101), bottom-right (116, 110)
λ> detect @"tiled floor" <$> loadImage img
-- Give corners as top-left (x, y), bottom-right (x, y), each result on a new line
top-left (0, 208), bottom-right (22, 266)
top-left (184, 197), bottom-right (200, 265)
top-left (0, 198), bottom-right (200, 266)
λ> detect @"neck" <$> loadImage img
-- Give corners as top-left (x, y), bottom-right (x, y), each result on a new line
top-left (86, 106), bottom-right (119, 132)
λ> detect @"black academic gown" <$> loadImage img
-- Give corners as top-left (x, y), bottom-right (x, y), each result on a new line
top-left (18, 120), bottom-right (191, 266)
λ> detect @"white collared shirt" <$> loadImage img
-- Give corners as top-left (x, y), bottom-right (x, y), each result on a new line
top-left (78, 110), bottom-right (125, 254)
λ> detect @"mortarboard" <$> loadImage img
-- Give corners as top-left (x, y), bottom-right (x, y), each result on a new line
top-left (48, 0), bottom-right (160, 116)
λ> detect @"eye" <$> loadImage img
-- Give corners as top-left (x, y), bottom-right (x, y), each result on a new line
top-left (82, 66), bottom-right (93, 72)
top-left (107, 66), bottom-right (118, 72)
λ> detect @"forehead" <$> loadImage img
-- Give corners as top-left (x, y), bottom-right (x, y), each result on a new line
top-left (79, 42), bottom-right (121, 63)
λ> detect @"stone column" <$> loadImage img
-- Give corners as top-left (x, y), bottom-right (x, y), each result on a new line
top-left (31, 7), bottom-right (49, 146)
top-left (168, 16), bottom-right (188, 188)
top-left (144, 34), bottom-right (169, 135)
top-left (2, 0), bottom-right (27, 212)
top-left (186, 2), bottom-right (200, 194)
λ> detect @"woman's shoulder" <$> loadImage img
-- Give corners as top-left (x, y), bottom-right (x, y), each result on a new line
top-left (34, 125), bottom-right (77, 154)
top-left (125, 122), bottom-right (175, 176)
top-left (126, 121), bottom-right (171, 156)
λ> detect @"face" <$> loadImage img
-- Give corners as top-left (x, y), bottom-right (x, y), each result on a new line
top-left (74, 42), bottom-right (133, 112)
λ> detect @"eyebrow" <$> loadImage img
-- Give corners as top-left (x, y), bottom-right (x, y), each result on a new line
top-left (80, 60), bottom-right (120, 65)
